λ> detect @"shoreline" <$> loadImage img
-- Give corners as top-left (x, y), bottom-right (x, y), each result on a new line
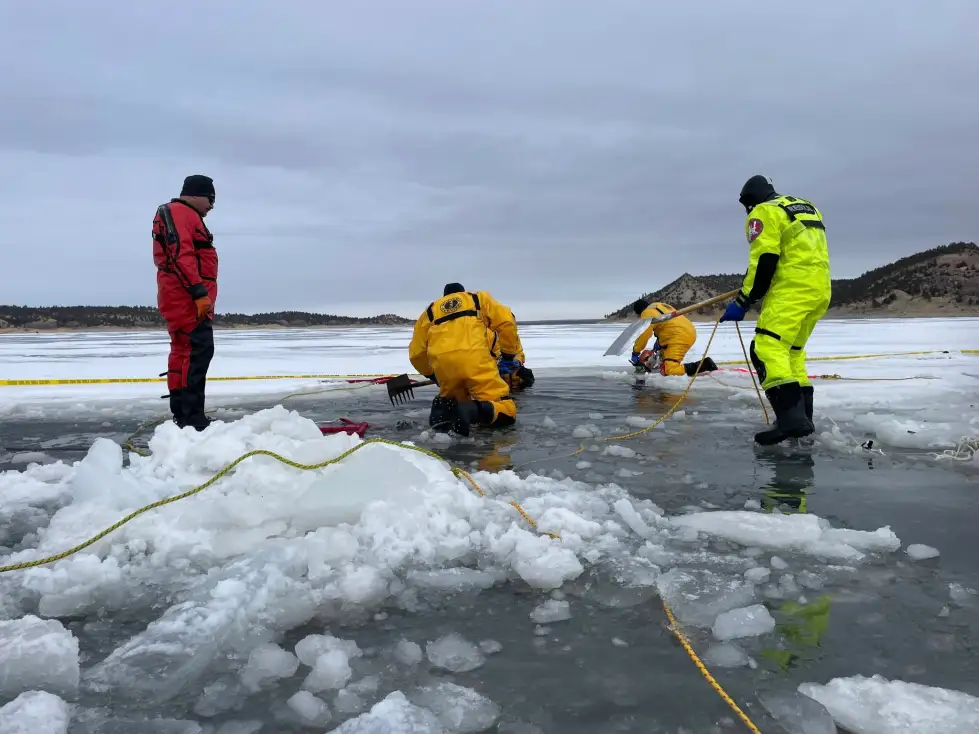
top-left (2, 310), bottom-right (978, 334)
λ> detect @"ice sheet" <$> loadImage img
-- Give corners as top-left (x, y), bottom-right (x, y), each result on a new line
top-left (799, 674), bottom-right (979, 734)
top-left (3, 320), bottom-right (978, 450)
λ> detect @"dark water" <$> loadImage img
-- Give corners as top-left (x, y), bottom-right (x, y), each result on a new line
top-left (1, 374), bottom-right (977, 733)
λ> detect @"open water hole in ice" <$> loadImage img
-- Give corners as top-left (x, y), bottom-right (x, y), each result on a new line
top-left (1, 368), bottom-right (978, 733)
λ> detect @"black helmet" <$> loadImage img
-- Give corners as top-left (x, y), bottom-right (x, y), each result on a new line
top-left (632, 298), bottom-right (649, 316)
top-left (739, 175), bottom-right (777, 213)
top-left (443, 282), bottom-right (465, 296)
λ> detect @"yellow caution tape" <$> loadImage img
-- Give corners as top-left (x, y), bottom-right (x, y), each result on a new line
top-left (2, 349), bottom-right (976, 387)
top-left (718, 349), bottom-right (975, 366)
top-left (0, 374), bottom-right (396, 387)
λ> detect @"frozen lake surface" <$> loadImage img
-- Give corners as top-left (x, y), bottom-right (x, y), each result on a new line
top-left (1, 319), bottom-right (978, 733)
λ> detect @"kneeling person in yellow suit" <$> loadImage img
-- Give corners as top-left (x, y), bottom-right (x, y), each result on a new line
top-left (629, 299), bottom-right (717, 376)
top-left (487, 311), bottom-right (535, 390)
top-left (408, 282), bottom-right (519, 436)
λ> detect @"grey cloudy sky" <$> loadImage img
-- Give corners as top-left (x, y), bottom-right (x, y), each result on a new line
top-left (1, 1), bottom-right (976, 320)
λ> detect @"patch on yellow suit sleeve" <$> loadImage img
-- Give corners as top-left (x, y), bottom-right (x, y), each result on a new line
top-left (747, 218), bottom-right (763, 242)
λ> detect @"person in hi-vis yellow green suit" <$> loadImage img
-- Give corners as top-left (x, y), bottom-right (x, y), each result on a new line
top-left (719, 175), bottom-right (831, 445)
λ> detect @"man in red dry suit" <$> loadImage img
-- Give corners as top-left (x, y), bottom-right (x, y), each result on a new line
top-left (152, 175), bottom-right (219, 430)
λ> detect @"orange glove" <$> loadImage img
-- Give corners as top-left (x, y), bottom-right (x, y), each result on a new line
top-left (195, 296), bottom-right (213, 319)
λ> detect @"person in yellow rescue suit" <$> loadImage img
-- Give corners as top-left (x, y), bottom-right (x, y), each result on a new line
top-left (408, 283), bottom-right (520, 436)
top-left (720, 175), bottom-right (832, 445)
top-left (629, 300), bottom-right (718, 377)
top-left (487, 310), bottom-right (535, 390)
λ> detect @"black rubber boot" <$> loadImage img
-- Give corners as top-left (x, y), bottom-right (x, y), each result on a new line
top-left (754, 382), bottom-right (814, 445)
top-left (168, 389), bottom-right (185, 427)
top-left (181, 389), bottom-right (212, 431)
top-left (429, 396), bottom-right (459, 432)
top-left (683, 357), bottom-right (718, 377)
top-left (802, 385), bottom-right (814, 422)
top-left (454, 400), bottom-right (496, 436)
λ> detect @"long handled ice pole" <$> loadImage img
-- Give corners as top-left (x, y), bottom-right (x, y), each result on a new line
top-left (604, 289), bottom-right (741, 356)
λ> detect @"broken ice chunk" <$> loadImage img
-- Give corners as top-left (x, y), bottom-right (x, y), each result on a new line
top-left (758, 690), bottom-right (836, 734)
top-left (604, 445), bottom-right (636, 458)
top-left (332, 691), bottom-right (446, 733)
top-left (744, 567), bottom-right (771, 584)
top-left (703, 643), bottom-right (750, 668)
top-left (335, 688), bottom-right (366, 715)
top-left (85, 546), bottom-right (315, 704)
top-left (529, 599), bottom-right (572, 624)
top-left (0, 616), bottom-right (80, 698)
top-left (799, 674), bottom-right (979, 734)
top-left (712, 604), bottom-right (776, 641)
top-left (613, 498), bottom-right (655, 539)
top-left (409, 682), bottom-right (501, 733)
top-left (393, 639), bottom-right (424, 666)
top-left (656, 569), bottom-right (756, 627)
top-left (479, 640), bottom-right (503, 655)
top-left (771, 556), bottom-right (789, 570)
top-left (949, 583), bottom-right (977, 604)
top-left (303, 649), bottom-right (353, 692)
top-left (239, 643), bottom-right (299, 691)
top-left (347, 675), bottom-right (380, 696)
top-left (286, 690), bottom-right (332, 727)
top-left (0, 691), bottom-right (72, 734)
top-left (427, 633), bottom-right (486, 673)
top-left (907, 544), bottom-right (940, 561)
top-left (295, 634), bottom-right (363, 667)
top-left (215, 722), bottom-right (262, 734)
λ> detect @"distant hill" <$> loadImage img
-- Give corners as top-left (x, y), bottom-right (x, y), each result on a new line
top-left (605, 242), bottom-right (979, 321)
top-left (0, 306), bottom-right (412, 332)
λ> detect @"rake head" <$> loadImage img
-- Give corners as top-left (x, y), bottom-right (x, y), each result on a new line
top-left (387, 374), bottom-right (435, 406)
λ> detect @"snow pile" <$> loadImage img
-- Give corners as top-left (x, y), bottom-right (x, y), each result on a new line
top-left (799, 674), bottom-right (979, 733)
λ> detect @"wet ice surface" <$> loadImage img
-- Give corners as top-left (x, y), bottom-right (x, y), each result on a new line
top-left (2, 333), bottom-right (979, 732)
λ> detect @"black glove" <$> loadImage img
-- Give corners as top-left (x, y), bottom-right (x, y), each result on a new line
top-left (425, 373), bottom-right (438, 385)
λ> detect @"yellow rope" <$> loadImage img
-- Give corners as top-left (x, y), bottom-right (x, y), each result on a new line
top-left (510, 314), bottom-right (768, 731)
top-left (0, 437), bottom-right (556, 574)
top-left (0, 321), bottom-right (794, 733)
top-left (662, 600), bottom-right (763, 734)
top-left (516, 312), bottom-right (763, 472)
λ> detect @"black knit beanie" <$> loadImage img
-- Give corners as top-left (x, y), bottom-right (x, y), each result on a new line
top-left (443, 282), bottom-right (465, 296)
top-left (181, 174), bottom-right (215, 198)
